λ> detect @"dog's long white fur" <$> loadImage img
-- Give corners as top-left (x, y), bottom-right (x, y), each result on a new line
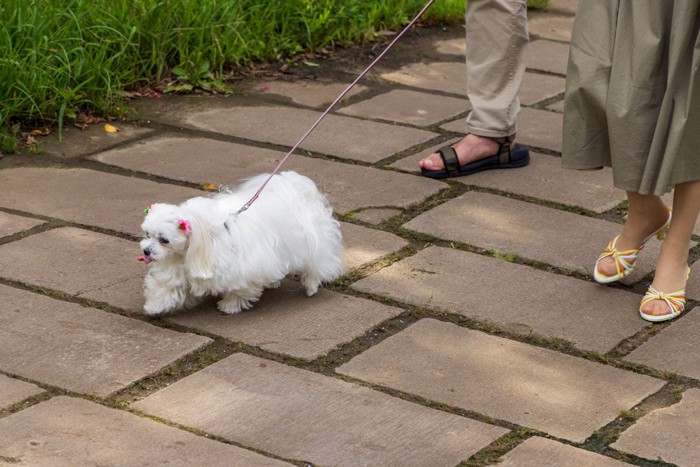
top-left (139, 171), bottom-right (344, 315)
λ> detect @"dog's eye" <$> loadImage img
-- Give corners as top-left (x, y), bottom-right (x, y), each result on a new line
top-left (158, 238), bottom-right (169, 244)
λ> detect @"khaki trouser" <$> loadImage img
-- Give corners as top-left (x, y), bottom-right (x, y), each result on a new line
top-left (465, 0), bottom-right (529, 139)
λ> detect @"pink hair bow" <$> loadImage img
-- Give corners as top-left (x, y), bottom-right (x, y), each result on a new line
top-left (178, 219), bottom-right (192, 235)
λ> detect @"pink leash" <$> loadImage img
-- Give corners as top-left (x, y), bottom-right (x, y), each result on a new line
top-left (234, 0), bottom-right (436, 216)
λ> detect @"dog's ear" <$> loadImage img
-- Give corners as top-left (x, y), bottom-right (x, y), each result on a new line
top-left (183, 212), bottom-right (214, 279)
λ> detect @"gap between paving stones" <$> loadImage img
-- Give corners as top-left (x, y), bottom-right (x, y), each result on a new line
top-left (461, 430), bottom-right (541, 467)
top-left (606, 315), bottom-right (700, 363)
top-left (0, 215), bottom-right (58, 246)
top-left (0, 378), bottom-right (53, 419)
top-left (583, 386), bottom-right (687, 466)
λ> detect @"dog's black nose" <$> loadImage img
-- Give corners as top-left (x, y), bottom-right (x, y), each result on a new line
top-left (143, 247), bottom-right (151, 256)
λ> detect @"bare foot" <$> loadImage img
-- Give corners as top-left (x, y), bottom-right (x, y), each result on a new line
top-left (419, 134), bottom-right (510, 171)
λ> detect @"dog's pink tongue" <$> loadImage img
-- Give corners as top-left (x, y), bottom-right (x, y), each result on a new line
top-left (138, 255), bottom-right (153, 264)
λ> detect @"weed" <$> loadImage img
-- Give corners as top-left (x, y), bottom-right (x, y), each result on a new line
top-left (0, 129), bottom-right (17, 154)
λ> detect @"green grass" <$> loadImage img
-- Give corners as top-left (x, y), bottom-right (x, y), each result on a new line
top-left (0, 0), bottom-right (548, 144)
top-left (0, 0), bottom-right (464, 134)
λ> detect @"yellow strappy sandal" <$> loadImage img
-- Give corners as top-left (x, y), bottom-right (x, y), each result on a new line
top-left (593, 208), bottom-right (672, 284)
top-left (639, 267), bottom-right (691, 323)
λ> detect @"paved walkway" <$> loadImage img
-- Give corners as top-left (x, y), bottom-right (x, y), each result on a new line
top-left (1, 3), bottom-right (699, 466)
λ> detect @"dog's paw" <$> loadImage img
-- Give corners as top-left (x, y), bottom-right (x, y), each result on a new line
top-left (303, 278), bottom-right (321, 297)
top-left (217, 295), bottom-right (245, 315)
top-left (143, 301), bottom-right (173, 317)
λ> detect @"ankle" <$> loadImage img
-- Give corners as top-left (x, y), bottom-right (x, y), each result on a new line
top-left (619, 210), bottom-right (669, 247)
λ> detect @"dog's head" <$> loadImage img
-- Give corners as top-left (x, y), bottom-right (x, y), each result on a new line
top-left (139, 203), bottom-right (213, 278)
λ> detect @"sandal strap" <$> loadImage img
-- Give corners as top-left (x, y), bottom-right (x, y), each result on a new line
top-left (437, 147), bottom-right (459, 174)
top-left (596, 236), bottom-right (642, 276)
top-left (641, 286), bottom-right (686, 317)
top-left (484, 134), bottom-right (514, 166)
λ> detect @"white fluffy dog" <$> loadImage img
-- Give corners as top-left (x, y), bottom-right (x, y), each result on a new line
top-left (138, 171), bottom-right (344, 316)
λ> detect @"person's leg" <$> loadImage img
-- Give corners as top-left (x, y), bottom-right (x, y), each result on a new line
top-left (595, 192), bottom-right (670, 278)
top-left (641, 180), bottom-right (700, 317)
top-left (420, 0), bottom-right (528, 171)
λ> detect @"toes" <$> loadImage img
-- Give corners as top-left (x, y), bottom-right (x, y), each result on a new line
top-left (641, 300), bottom-right (668, 317)
top-left (419, 153), bottom-right (443, 170)
top-left (597, 257), bottom-right (619, 276)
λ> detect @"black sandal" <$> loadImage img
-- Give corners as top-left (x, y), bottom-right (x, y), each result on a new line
top-left (420, 136), bottom-right (529, 179)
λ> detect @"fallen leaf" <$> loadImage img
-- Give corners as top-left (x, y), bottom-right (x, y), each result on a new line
top-left (104, 123), bottom-right (120, 133)
top-left (202, 182), bottom-right (218, 191)
top-left (30, 127), bottom-right (51, 136)
top-left (25, 135), bottom-right (37, 145)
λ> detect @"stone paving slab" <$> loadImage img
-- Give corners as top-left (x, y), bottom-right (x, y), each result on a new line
top-left (519, 72), bottom-right (566, 106)
top-left (517, 107), bottom-right (563, 152)
top-left (548, 0), bottom-right (580, 15)
top-left (351, 246), bottom-right (648, 353)
top-left (134, 353), bottom-right (508, 467)
top-left (0, 374), bottom-right (45, 410)
top-left (379, 61), bottom-right (468, 95)
top-left (0, 211), bottom-right (45, 239)
top-left (40, 123), bottom-right (154, 160)
top-left (528, 14), bottom-right (574, 42)
top-left (169, 284), bottom-right (403, 360)
top-left (92, 136), bottom-right (447, 216)
top-left (0, 167), bottom-right (200, 237)
top-left (0, 285), bottom-right (211, 396)
top-left (392, 152), bottom-right (624, 213)
top-left (403, 191), bottom-right (664, 282)
top-left (0, 227), bottom-right (143, 310)
top-left (624, 308), bottom-right (700, 380)
top-left (611, 388), bottom-right (700, 466)
top-left (184, 106), bottom-right (438, 163)
top-left (337, 319), bottom-right (665, 442)
top-left (340, 221), bottom-right (409, 271)
top-left (434, 38), bottom-right (465, 56)
top-left (338, 89), bottom-right (468, 126)
top-left (255, 80), bottom-right (368, 108)
top-left (440, 118), bottom-right (468, 133)
top-left (527, 39), bottom-right (571, 76)
top-left (0, 396), bottom-right (288, 466)
top-left (687, 262), bottom-right (700, 301)
top-left (493, 436), bottom-right (631, 466)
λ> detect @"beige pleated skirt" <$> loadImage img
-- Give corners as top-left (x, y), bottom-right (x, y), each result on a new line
top-left (562, 0), bottom-right (700, 195)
